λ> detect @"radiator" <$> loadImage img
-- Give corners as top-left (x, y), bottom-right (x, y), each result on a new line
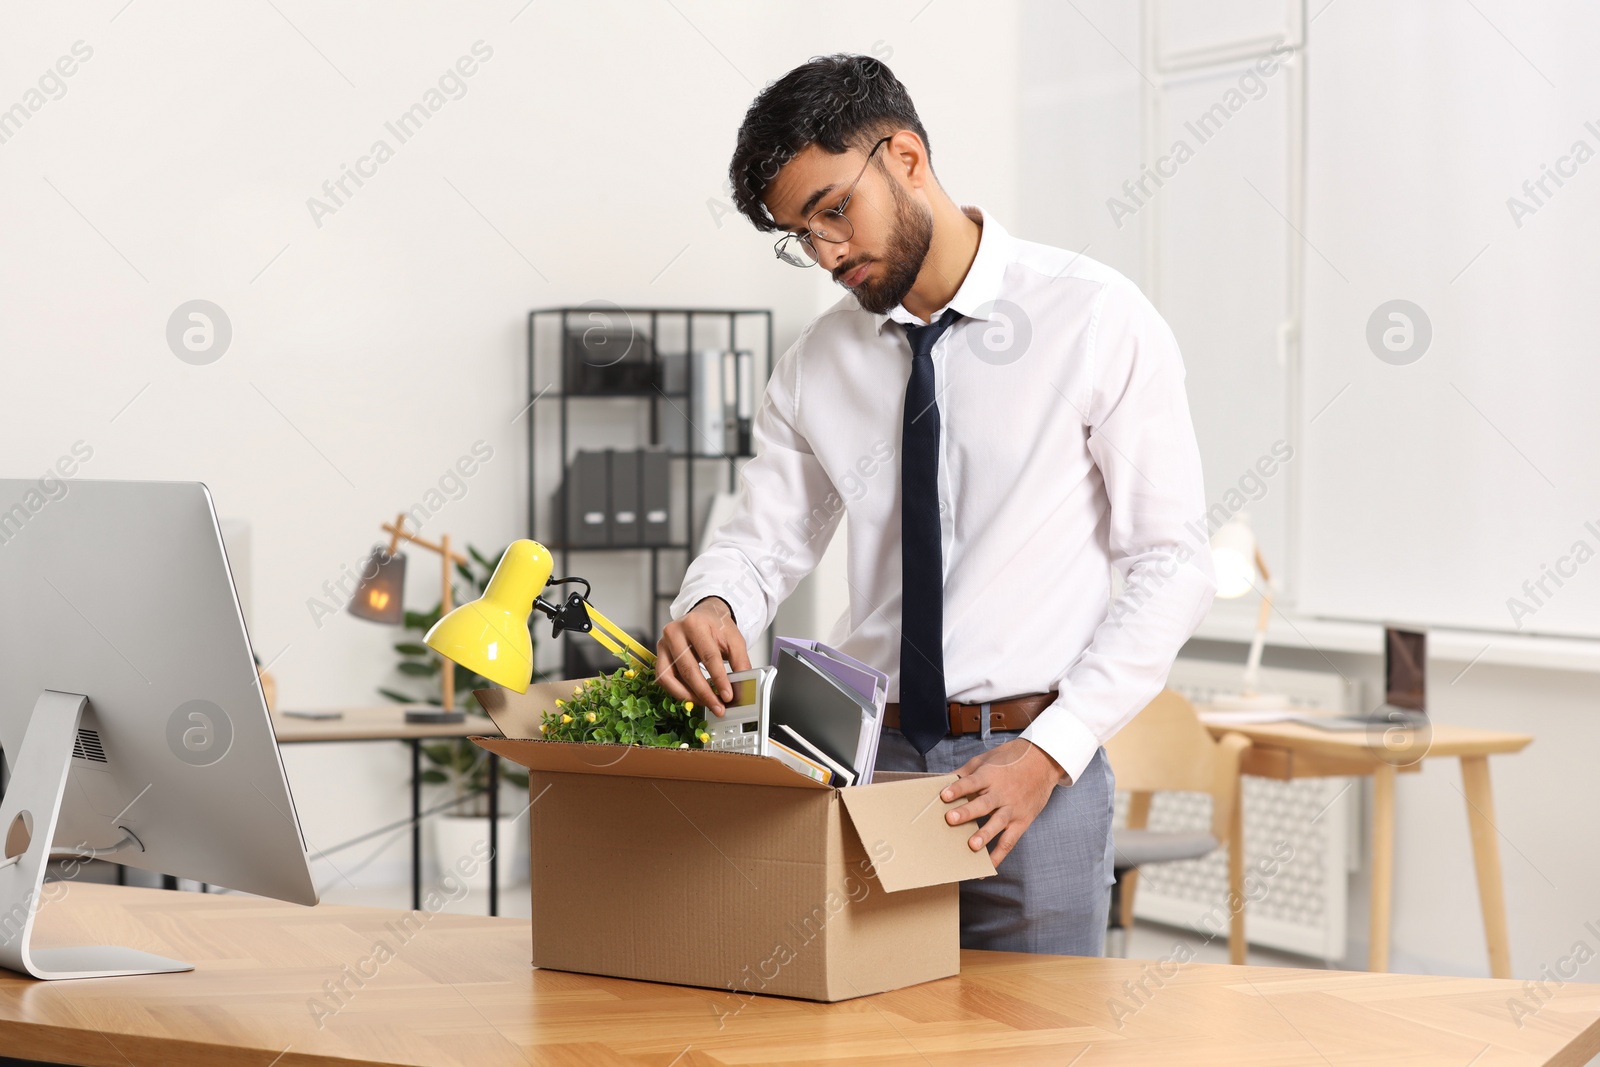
top-left (1113, 658), bottom-right (1359, 961)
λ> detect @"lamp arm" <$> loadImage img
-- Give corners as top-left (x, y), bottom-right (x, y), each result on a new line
top-left (583, 602), bottom-right (657, 668)
top-left (1243, 630), bottom-right (1266, 693)
top-left (1242, 585), bottom-right (1273, 694)
top-left (536, 575), bottom-right (655, 669)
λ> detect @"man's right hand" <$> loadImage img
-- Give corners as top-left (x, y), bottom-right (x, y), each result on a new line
top-left (655, 597), bottom-right (751, 717)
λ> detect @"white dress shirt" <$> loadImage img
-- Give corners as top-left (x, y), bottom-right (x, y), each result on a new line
top-left (670, 208), bottom-right (1217, 784)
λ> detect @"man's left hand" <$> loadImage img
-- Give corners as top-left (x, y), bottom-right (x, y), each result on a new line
top-left (941, 739), bottom-right (1067, 866)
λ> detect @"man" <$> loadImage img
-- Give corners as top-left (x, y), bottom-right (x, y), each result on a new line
top-left (655, 54), bottom-right (1216, 955)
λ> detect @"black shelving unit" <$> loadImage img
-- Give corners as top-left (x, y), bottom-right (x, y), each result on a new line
top-left (526, 307), bottom-right (774, 653)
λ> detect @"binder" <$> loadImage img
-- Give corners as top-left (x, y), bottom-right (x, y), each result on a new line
top-left (772, 636), bottom-right (887, 783)
top-left (768, 648), bottom-right (881, 784)
top-left (640, 447), bottom-right (671, 545)
top-left (609, 448), bottom-right (640, 545)
top-left (564, 450), bottom-right (610, 546)
top-left (691, 349), bottom-right (726, 455)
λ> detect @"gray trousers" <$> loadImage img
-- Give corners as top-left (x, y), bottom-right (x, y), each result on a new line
top-left (875, 721), bottom-right (1116, 956)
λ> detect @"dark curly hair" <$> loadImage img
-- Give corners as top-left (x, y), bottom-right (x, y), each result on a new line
top-left (729, 54), bottom-right (931, 232)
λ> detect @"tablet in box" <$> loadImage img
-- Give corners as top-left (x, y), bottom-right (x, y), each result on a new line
top-left (474, 678), bottom-right (994, 1002)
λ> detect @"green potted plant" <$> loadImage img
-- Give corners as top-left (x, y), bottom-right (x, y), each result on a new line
top-left (382, 543), bottom-right (534, 890)
top-left (540, 656), bottom-right (709, 747)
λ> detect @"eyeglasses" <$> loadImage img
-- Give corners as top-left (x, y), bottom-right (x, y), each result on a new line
top-left (773, 136), bottom-right (892, 268)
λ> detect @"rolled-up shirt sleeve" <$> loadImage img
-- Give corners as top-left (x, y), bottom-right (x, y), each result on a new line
top-left (669, 332), bottom-right (844, 651)
top-left (1020, 278), bottom-right (1218, 784)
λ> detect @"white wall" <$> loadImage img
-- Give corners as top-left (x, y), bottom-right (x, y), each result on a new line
top-left (0, 0), bottom-right (1020, 888)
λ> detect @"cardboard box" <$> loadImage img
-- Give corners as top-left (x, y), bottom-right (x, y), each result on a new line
top-left (474, 679), bottom-right (995, 1002)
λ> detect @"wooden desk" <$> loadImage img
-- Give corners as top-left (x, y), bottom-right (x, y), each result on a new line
top-left (1, 885), bottom-right (1596, 1066)
top-left (1201, 716), bottom-right (1532, 978)
top-left (271, 707), bottom-right (503, 914)
top-left (271, 706), bottom-right (499, 745)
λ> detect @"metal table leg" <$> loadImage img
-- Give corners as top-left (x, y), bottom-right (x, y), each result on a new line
top-left (488, 753), bottom-right (499, 917)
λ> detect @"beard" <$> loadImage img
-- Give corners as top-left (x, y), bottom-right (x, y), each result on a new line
top-left (834, 179), bottom-right (933, 315)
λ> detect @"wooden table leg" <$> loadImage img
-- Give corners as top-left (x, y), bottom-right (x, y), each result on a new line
top-left (1228, 778), bottom-right (1246, 965)
top-left (1122, 792), bottom-right (1152, 929)
top-left (1369, 763), bottom-right (1396, 972)
top-left (1460, 754), bottom-right (1512, 979)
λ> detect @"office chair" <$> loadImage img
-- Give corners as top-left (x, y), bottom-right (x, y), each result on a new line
top-left (1103, 689), bottom-right (1252, 963)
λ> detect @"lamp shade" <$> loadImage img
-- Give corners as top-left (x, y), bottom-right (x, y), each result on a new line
top-left (423, 539), bottom-right (553, 692)
top-left (1210, 518), bottom-right (1258, 600)
top-left (347, 548), bottom-right (407, 624)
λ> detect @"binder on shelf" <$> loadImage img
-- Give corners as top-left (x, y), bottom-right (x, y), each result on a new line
top-left (640, 447), bottom-right (671, 545)
top-left (560, 450), bottom-right (611, 546)
top-left (691, 349), bottom-right (726, 456)
top-left (680, 348), bottom-right (759, 457)
top-left (609, 449), bottom-right (640, 545)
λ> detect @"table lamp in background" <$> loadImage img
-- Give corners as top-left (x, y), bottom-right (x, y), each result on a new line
top-left (1207, 514), bottom-right (1289, 710)
top-left (349, 513), bottom-right (470, 711)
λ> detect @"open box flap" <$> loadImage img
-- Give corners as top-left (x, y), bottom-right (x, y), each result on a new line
top-left (476, 680), bottom-right (600, 740)
top-left (839, 774), bottom-right (996, 892)
top-left (472, 735), bottom-right (833, 789)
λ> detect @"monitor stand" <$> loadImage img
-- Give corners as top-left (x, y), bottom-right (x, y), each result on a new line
top-left (0, 690), bottom-right (193, 979)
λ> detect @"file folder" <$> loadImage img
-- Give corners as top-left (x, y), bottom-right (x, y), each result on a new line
top-left (609, 448), bottom-right (640, 545)
top-left (769, 638), bottom-right (888, 784)
top-left (640, 447), bottom-right (671, 545)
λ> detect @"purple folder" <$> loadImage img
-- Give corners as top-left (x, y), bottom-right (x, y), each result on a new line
top-left (772, 637), bottom-right (884, 705)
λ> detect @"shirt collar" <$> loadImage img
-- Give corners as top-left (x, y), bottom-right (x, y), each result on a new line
top-left (871, 205), bottom-right (1013, 334)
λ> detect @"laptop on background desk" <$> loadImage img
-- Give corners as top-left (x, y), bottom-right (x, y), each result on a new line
top-left (1295, 625), bottom-right (1429, 732)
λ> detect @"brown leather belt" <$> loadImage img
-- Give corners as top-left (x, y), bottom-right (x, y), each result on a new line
top-left (883, 692), bottom-right (1056, 738)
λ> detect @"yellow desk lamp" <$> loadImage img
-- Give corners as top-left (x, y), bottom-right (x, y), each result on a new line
top-left (423, 539), bottom-right (654, 693)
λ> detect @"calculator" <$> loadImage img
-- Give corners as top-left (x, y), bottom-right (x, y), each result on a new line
top-left (701, 666), bottom-right (775, 754)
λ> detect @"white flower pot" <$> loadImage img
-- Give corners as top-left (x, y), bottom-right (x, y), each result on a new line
top-left (428, 812), bottom-right (523, 891)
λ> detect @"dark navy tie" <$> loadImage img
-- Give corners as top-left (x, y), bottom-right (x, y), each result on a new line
top-left (898, 308), bottom-right (961, 755)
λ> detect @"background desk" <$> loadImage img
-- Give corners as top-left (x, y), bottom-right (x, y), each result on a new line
top-left (271, 707), bottom-right (503, 914)
top-left (1200, 717), bottom-right (1532, 977)
top-left (2, 885), bottom-right (1596, 1066)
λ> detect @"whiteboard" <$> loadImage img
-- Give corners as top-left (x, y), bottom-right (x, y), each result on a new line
top-left (1298, 0), bottom-right (1600, 639)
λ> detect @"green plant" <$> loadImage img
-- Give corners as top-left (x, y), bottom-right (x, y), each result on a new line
top-left (541, 651), bottom-right (709, 748)
top-left (381, 542), bottom-right (533, 812)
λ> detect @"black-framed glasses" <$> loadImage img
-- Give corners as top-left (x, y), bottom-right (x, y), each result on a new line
top-left (773, 135), bottom-right (892, 268)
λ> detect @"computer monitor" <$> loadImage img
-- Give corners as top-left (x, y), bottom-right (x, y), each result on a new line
top-left (0, 479), bottom-right (317, 980)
